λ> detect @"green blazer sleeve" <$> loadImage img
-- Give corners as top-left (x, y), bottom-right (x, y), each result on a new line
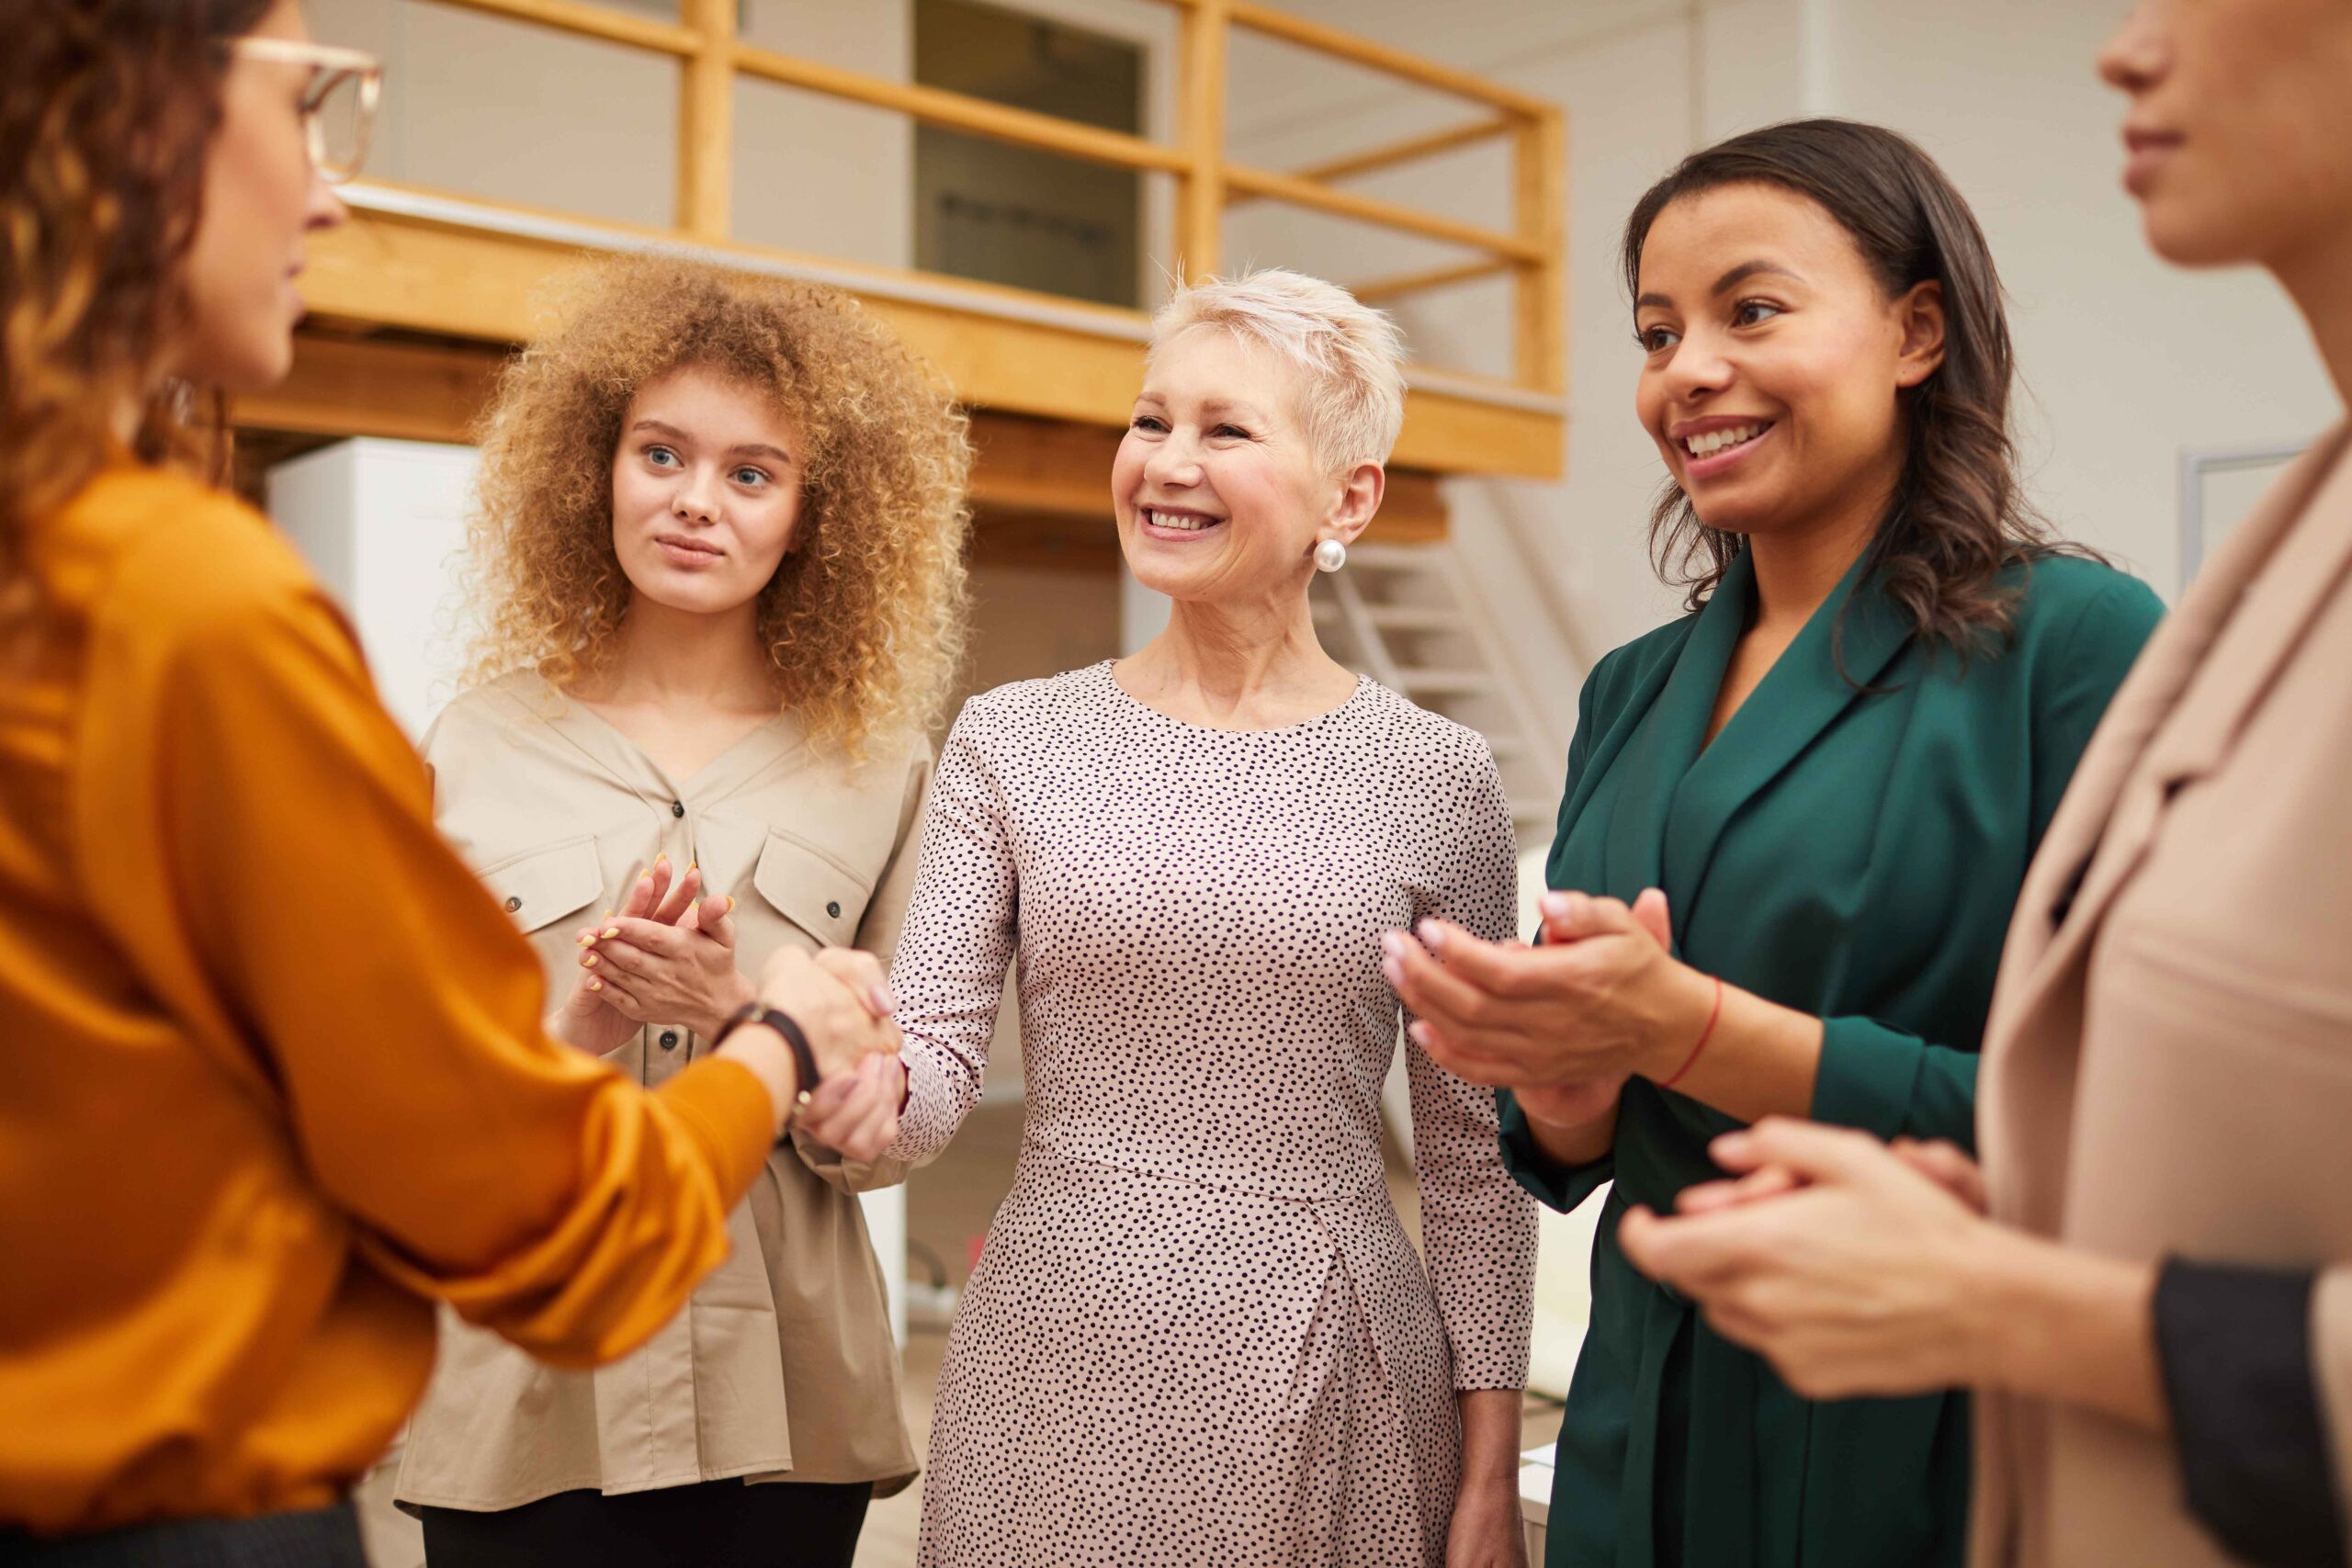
top-left (1809, 571), bottom-right (2165, 1145)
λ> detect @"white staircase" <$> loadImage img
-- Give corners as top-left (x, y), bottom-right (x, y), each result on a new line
top-left (1312, 540), bottom-right (1567, 853)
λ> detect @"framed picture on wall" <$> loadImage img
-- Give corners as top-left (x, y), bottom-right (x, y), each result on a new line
top-left (2177, 440), bottom-right (2310, 590)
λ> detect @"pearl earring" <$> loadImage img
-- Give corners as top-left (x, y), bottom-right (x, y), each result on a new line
top-left (1314, 538), bottom-right (1348, 573)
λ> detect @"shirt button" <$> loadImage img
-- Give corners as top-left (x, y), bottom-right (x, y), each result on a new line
top-left (504, 895), bottom-right (522, 912)
top-left (826, 900), bottom-right (842, 919)
top-left (671, 801), bottom-right (685, 818)
top-left (659, 1030), bottom-right (680, 1051)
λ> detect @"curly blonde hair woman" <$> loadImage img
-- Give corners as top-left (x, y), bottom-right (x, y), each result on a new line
top-left (466, 254), bottom-right (969, 751)
top-left (390, 256), bottom-right (972, 1568)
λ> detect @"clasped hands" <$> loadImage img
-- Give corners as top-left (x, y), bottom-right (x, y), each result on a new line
top-left (1380, 886), bottom-right (1707, 1132)
top-left (1382, 885), bottom-right (2011, 1404)
top-left (551, 856), bottom-right (907, 1161)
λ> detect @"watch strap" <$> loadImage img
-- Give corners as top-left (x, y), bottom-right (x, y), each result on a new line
top-left (715, 1003), bottom-right (820, 1125)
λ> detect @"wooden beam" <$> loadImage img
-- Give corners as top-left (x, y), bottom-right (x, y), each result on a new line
top-left (1177, 0), bottom-right (1229, 280)
top-left (418, 0), bottom-right (700, 56)
top-left (230, 333), bottom-right (504, 443)
top-left (676, 0), bottom-right (734, 238)
top-left (1222, 164), bottom-right (1543, 262)
top-left (1227, 3), bottom-right (1554, 117)
top-left (1259, 115), bottom-right (1513, 197)
top-left (291, 205), bottom-right (1561, 478)
top-left (732, 43), bottom-right (1189, 175)
top-left (232, 334), bottom-right (1460, 552)
top-left (1350, 256), bottom-right (1511, 304)
top-left (1513, 107), bottom-right (1567, 396)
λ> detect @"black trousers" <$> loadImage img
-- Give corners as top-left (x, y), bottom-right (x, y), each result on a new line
top-left (419, 1479), bottom-right (872, 1568)
top-left (0, 1504), bottom-right (365, 1568)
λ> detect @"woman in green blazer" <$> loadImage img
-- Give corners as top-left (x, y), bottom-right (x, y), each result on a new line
top-left (1383, 121), bottom-right (2164, 1568)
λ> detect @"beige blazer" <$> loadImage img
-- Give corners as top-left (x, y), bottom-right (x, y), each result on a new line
top-left (392, 672), bottom-right (930, 1510)
top-left (1972, 424), bottom-right (2352, 1568)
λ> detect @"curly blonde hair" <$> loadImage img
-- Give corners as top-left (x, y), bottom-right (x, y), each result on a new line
top-left (466, 254), bottom-right (972, 753)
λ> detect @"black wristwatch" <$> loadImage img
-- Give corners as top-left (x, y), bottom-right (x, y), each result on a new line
top-left (713, 1003), bottom-right (819, 1126)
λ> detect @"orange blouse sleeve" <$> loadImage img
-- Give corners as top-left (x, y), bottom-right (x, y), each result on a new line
top-left (71, 502), bottom-right (774, 1369)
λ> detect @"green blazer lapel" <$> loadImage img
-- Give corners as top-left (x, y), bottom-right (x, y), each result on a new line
top-left (1544, 620), bottom-right (1702, 894)
top-left (1661, 547), bottom-right (1914, 909)
top-left (1595, 553), bottom-right (1753, 905)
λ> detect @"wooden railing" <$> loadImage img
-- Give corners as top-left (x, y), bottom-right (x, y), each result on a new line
top-left (413, 0), bottom-right (1567, 400)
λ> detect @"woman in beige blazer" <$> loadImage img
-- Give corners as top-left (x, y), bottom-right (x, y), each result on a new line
top-left (1605, 2), bottom-right (2352, 1565)
top-left (390, 257), bottom-right (970, 1567)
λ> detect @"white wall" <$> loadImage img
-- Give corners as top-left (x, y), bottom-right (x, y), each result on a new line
top-left (1804, 0), bottom-right (2337, 589)
top-left (1227, 0), bottom-right (2341, 722)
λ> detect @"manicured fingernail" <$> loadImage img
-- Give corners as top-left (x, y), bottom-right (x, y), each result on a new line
top-left (688, 862), bottom-right (697, 874)
top-left (587, 977), bottom-right (603, 992)
top-left (1415, 919), bottom-right (1445, 950)
top-left (602, 908), bottom-right (613, 919)
top-left (638, 872), bottom-right (653, 886)
top-left (1408, 1020), bottom-right (1433, 1045)
top-left (1381, 955), bottom-right (1404, 987)
top-left (603, 927), bottom-right (619, 939)
top-left (656, 853), bottom-right (668, 865)
top-left (583, 953), bottom-right (598, 968)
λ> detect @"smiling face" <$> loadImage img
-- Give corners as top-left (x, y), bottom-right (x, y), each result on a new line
top-left (1633, 183), bottom-right (1944, 546)
top-left (2099, 0), bottom-right (2352, 273)
top-left (609, 365), bottom-right (804, 617)
top-left (172, 0), bottom-right (346, 390)
top-left (1111, 327), bottom-right (1374, 606)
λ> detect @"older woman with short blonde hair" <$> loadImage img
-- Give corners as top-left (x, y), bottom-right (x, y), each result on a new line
top-left (886, 269), bottom-right (1538, 1566)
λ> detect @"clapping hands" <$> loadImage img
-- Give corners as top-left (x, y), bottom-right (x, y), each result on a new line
top-left (552, 856), bottom-right (745, 1055)
top-left (544, 858), bottom-right (908, 1163)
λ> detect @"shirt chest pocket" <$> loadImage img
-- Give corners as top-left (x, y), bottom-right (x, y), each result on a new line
top-left (751, 830), bottom-right (872, 949)
top-left (479, 835), bottom-right (605, 936)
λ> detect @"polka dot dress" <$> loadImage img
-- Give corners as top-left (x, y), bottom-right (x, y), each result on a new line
top-left (888, 661), bottom-right (1538, 1566)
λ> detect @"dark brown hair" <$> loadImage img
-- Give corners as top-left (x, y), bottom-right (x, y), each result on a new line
top-left (0, 0), bottom-right (268, 582)
top-left (1624, 118), bottom-right (2074, 655)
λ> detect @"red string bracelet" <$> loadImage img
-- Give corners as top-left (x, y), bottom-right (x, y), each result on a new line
top-left (1658, 975), bottom-right (1724, 1091)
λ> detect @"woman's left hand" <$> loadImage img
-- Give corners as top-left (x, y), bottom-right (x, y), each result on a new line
top-left (1618, 1117), bottom-right (2003, 1400)
top-left (1444, 1472), bottom-right (1529, 1568)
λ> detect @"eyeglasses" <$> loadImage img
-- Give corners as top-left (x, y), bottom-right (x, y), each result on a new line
top-left (228, 37), bottom-right (383, 185)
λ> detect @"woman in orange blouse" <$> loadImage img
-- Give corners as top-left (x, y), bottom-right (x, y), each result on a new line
top-left (0, 3), bottom-right (907, 1560)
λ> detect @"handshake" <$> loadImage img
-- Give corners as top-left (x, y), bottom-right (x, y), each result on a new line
top-left (731, 944), bottom-right (910, 1164)
top-left (549, 858), bottom-right (909, 1163)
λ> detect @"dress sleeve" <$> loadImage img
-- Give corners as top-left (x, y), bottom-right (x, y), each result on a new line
top-left (1498, 676), bottom-right (1615, 1213)
top-left (792, 741), bottom-right (935, 1194)
top-left (1406, 743), bottom-right (1538, 1391)
top-left (2154, 1259), bottom-right (2348, 1568)
top-left (1811, 570), bottom-right (2166, 1148)
top-left (880, 703), bottom-right (1019, 1168)
top-left (74, 535), bottom-right (775, 1371)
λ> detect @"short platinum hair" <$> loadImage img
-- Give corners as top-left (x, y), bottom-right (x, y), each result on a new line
top-left (1148, 268), bottom-right (1407, 472)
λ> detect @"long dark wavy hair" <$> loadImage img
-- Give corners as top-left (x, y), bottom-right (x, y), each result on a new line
top-left (1624, 118), bottom-right (2075, 656)
top-left (0, 0), bottom-right (268, 587)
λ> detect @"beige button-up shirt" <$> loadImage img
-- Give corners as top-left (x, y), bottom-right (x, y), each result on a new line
top-left (392, 672), bottom-right (929, 1509)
